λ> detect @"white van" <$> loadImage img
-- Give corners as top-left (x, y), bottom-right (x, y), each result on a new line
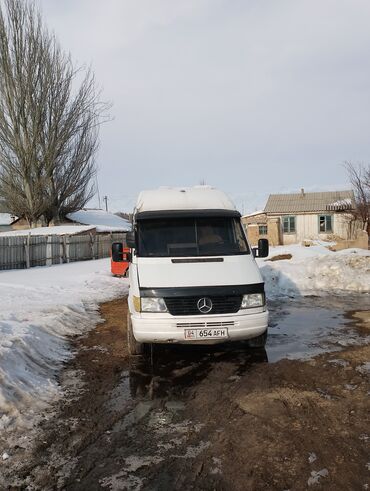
top-left (123, 186), bottom-right (269, 355)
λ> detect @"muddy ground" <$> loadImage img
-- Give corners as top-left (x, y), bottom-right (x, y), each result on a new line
top-left (1, 296), bottom-right (369, 490)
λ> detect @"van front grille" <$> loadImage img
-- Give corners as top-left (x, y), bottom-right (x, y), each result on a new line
top-left (164, 296), bottom-right (242, 316)
top-left (177, 321), bottom-right (235, 328)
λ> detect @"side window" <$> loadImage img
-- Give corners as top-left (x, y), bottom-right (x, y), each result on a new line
top-left (234, 220), bottom-right (249, 253)
top-left (258, 225), bottom-right (268, 235)
top-left (283, 216), bottom-right (296, 233)
top-left (319, 215), bottom-right (333, 233)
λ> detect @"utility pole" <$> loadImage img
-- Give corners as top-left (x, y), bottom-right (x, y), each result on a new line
top-left (103, 195), bottom-right (108, 212)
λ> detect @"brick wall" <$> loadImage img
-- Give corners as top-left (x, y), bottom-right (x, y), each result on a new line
top-left (242, 214), bottom-right (282, 246)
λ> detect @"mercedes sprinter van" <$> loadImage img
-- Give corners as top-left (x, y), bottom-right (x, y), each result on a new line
top-left (124, 186), bottom-right (269, 355)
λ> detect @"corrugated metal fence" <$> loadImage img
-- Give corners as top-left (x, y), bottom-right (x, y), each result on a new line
top-left (0, 232), bottom-right (126, 270)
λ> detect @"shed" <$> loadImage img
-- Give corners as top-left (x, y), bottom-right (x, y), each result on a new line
top-left (66, 209), bottom-right (131, 232)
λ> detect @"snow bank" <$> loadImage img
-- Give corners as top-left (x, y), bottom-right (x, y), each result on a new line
top-left (258, 244), bottom-right (370, 298)
top-left (0, 259), bottom-right (127, 431)
top-left (0, 243), bottom-right (368, 432)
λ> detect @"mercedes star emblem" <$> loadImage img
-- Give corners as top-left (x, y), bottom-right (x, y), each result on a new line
top-left (197, 297), bottom-right (213, 314)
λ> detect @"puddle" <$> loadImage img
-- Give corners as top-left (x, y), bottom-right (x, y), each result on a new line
top-left (127, 343), bottom-right (267, 400)
top-left (16, 294), bottom-right (367, 490)
top-left (122, 295), bottom-right (369, 403)
top-left (267, 295), bottom-right (370, 362)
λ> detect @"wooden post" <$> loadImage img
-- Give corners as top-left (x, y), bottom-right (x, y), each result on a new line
top-left (59, 236), bottom-right (63, 264)
top-left (46, 235), bottom-right (52, 266)
top-left (65, 235), bottom-right (70, 263)
top-left (90, 233), bottom-right (95, 260)
top-left (25, 234), bottom-right (31, 269)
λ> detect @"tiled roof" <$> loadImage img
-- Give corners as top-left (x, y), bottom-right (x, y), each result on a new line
top-left (264, 190), bottom-right (354, 214)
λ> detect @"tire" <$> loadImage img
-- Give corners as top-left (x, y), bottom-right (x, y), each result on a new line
top-left (127, 312), bottom-right (144, 356)
top-left (247, 330), bottom-right (267, 348)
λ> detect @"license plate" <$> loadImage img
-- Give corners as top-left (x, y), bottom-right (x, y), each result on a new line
top-left (184, 328), bottom-right (228, 340)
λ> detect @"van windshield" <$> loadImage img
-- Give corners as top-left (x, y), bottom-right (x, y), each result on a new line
top-left (137, 217), bottom-right (250, 257)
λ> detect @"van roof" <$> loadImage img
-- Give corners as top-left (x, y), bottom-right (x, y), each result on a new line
top-left (135, 186), bottom-right (237, 216)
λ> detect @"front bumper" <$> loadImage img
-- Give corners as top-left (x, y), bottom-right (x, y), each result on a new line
top-left (131, 309), bottom-right (268, 344)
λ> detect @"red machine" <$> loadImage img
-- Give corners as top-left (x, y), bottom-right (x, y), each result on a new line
top-left (111, 242), bottom-right (130, 277)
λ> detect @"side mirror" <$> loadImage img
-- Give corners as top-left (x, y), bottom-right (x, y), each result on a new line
top-left (112, 242), bottom-right (123, 262)
top-left (126, 231), bottom-right (136, 249)
top-left (112, 243), bottom-right (132, 263)
top-left (258, 238), bottom-right (269, 258)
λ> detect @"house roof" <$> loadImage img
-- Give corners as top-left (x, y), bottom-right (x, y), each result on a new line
top-left (0, 225), bottom-right (96, 236)
top-left (241, 210), bottom-right (265, 219)
top-left (66, 209), bottom-right (131, 232)
top-left (0, 213), bottom-right (15, 226)
top-left (264, 190), bottom-right (354, 214)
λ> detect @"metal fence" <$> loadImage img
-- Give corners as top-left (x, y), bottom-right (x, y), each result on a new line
top-left (0, 232), bottom-right (126, 270)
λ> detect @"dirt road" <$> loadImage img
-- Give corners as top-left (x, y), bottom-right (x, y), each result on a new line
top-left (2, 296), bottom-right (369, 490)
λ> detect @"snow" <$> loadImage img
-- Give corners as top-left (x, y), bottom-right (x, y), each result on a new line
top-left (0, 210), bottom-right (131, 236)
top-left (0, 259), bottom-right (127, 432)
top-left (257, 244), bottom-right (370, 298)
top-left (241, 210), bottom-right (264, 218)
top-left (66, 209), bottom-right (131, 232)
top-left (0, 225), bottom-right (95, 236)
top-left (308, 468), bottom-right (329, 486)
top-left (308, 452), bottom-right (317, 464)
top-left (327, 198), bottom-right (352, 210)
top-left (136, 186), bottom-right (237, 213)
top-left (330, 198), bottom-right (352, 206)
top-left (0, 214), bottom-right (15, 226)
top-left (0, 241), bottom-right (368, 438)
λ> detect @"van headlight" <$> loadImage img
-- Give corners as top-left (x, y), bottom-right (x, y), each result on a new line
top-left (141, 297), bottom-right (168, 313)
top-left (241, 293), bottom-right (265, 309)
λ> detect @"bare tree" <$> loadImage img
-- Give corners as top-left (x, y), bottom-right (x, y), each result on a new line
top-left (0, 0), bottom-right (109, 226)
top-left (345, 161), bottom-right (370, 233)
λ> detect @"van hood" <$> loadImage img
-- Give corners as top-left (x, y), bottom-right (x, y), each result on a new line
top-left (137, 255), bottom-right (263, 289)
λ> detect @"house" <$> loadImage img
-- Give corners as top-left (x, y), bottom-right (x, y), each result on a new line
top-left (242, 210), bottom-right (281, 246)
top-left (243, 189), bottom-right (362, 246)
top-left (10, 209), bottom-right (131, 233)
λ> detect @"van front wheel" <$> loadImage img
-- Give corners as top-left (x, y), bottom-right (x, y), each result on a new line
top-left (248, 330), bottom-right (267, 348)
top-left (127, 312), bottom-right (144, 356)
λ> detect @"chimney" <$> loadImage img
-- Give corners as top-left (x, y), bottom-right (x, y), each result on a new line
top-left (301, 188), bottom-right (305, 197)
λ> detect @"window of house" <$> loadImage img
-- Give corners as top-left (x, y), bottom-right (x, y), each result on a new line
top-left (283, 216), bottom-right (296, 233)
top-left (319, 215), bottom-right (333, 233)
top-left (258, 225), bottom-right (268, 235)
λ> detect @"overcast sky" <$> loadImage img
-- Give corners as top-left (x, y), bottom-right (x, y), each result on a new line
top-left (39, 0), bottom-right (370, 213)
